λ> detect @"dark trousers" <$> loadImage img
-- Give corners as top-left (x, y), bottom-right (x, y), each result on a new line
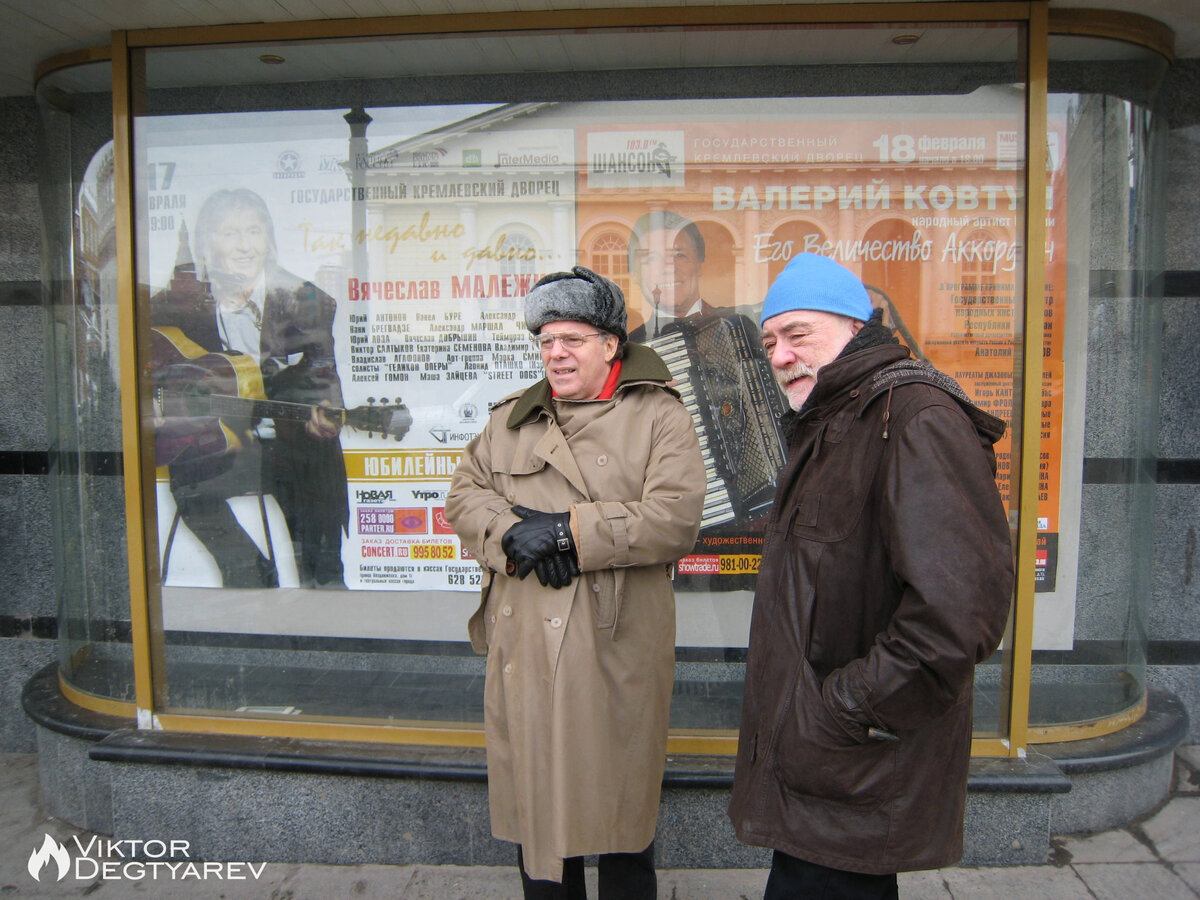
top-left (764, 851), bottom-right (898, 900)
top-left (171, 489), bottom-right (278, 588)
top-left (518, 842), bottom-right (656, 900)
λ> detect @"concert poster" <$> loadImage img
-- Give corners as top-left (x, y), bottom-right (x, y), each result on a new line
top-left (573, 103), bottom-right (1076, 647)
top-left (137, 93), bottom-right (1079, 648)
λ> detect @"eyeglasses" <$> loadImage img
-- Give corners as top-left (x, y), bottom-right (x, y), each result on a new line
top-left (532, 331), bottom-right (605, 352)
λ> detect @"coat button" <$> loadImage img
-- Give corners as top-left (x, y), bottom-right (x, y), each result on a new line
top-left (489, 614), bottom-right (497, 624)
top-left (548, 617), bottom-right (563, 628)
top-left (849, 389), bottom-right (860, 398)
top-left (597, 454), bottom-right (608, 466)
top-left (592, 584), bottom-right (600, 593)
top-left (503, 663), bottom-right (513, 675)
top-left (502, 606), bottom-right (513, 617)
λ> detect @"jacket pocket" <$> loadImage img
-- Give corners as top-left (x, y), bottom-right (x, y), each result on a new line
top-left (467, 571), bottom-right (496, 654)
top-left (772, 657), bottom-right (897, 809)
top-left (590, 568), bottom-right (617, 628)
top-left (487, 440), bottom-right (547, 501)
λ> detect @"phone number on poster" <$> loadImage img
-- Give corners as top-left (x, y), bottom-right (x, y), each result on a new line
top-left (719, 554), bottom-right (761, 574)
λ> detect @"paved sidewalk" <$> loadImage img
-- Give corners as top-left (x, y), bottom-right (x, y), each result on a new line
top-left (2, 749), bottom-right (1197, 899)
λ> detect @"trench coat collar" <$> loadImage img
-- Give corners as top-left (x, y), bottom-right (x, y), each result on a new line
top-left (505, 342), bottom-right (674, 430)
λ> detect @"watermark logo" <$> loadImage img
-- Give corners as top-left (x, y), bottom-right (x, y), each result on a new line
top-left (26, 833), bottom-right (266, 883)
top-left (27, 834), bottom-right (70, 882)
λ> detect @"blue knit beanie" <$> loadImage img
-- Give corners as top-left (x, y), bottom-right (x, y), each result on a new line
top-left (760, 253), bottom-right (873, 326)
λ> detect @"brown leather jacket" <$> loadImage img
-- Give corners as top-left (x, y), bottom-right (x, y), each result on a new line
top-left (728, 338), bottom-right (1013, 875)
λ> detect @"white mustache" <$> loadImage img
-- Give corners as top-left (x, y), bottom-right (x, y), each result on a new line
top-left (774, 362), bottom-right (816, 390)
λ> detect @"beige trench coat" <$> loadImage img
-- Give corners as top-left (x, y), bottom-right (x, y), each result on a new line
top-left (445, 344), bottom-right (706, 882)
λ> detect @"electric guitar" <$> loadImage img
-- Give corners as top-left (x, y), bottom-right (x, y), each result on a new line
top-left (150, 325), bottom-right (412, 466)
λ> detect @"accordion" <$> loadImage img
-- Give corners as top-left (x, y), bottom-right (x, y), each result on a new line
top-left (647, 314), bottom-right (788, 529)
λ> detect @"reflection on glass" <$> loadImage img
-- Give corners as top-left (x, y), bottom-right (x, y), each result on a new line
top-left (129, 75), bottom-right (1025, 736)
top-left (1023, 41), bottom-right (1168, 734)
top-left (5, 22), bottom-right (1043, 737)
top-left (37, 62), bottom-right (135, 703)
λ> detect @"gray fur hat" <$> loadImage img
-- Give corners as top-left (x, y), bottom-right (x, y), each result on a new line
top-left (524, 266), bottom-right (628, 344)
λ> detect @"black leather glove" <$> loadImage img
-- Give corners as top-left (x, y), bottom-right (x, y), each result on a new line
top-left (533, 551), bottom-right (581, 590)
top-left (501, 505), bottom-right (576, 580)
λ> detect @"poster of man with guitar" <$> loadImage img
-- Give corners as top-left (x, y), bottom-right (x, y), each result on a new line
top-left (151, 187), bottom-right (355, 590)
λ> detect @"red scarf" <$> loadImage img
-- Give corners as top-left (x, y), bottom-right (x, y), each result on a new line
top-left (597, 359), bottom-right (622, 400)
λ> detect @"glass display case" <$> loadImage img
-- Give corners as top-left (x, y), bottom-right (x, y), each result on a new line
top-left (34, 5), bottom-right (1168, 753)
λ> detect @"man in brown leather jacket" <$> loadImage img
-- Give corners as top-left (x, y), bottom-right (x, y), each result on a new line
top-left (728, 253), bottom-right (1014, 899)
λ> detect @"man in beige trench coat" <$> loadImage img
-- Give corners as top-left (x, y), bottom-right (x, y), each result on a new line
top-left (447, 266), bottom-right (706, 899)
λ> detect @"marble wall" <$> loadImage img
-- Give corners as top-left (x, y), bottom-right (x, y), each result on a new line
top-left (0, 96), bottom-right (57, 751)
